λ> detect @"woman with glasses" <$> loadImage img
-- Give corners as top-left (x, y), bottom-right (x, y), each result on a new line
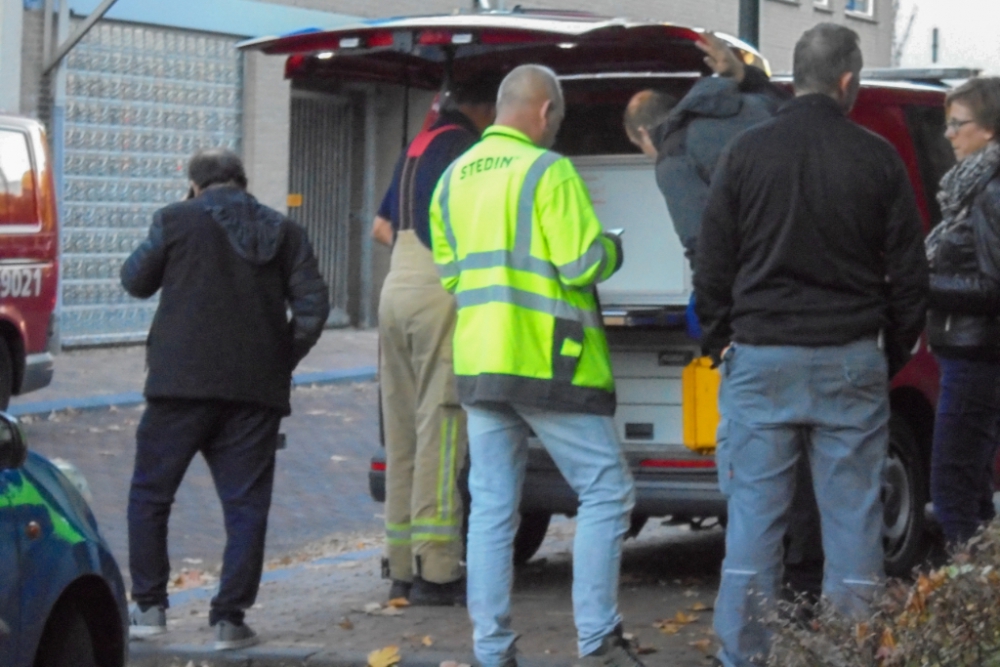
top-left (925, 76), bottom-right (1000, 545)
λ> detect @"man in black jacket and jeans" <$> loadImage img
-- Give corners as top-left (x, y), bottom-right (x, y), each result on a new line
top-left (121, 149), bottom-right (329, 650)
top-left (695, 24), bottom-right (928, 667)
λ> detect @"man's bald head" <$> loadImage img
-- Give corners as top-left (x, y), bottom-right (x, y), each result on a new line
top-left (624, 89), bottom-right (678, 157)
top-left (495, 65), bottom-right (565, 148)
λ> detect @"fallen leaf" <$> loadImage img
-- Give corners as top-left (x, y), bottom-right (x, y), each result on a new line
top-left (674, 611), bottom-right (699, 624)
top-left (387, 597), bottom-right (410, 608)
top-left (363, 602), bottom-right (383, 614)
top-left (338, 618), bottom-right (354, 630)
top-left (689, 639), bottom-right (712, 652)
top-left (379, 606), bottom-right (404, 616)
top-left (690, 602), bottom-right (710, 611)
top-left (657, 622), bottom-right (681, 635)
top-left (367, 645), bottom-right (401, 667)
top-left (421, 636), bottom-right (434, 647)
top-left (636, 646), bottom-right (658, 655)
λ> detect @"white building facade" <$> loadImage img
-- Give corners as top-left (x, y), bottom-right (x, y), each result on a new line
top-left (895, 0), bottom-right (1000, 75)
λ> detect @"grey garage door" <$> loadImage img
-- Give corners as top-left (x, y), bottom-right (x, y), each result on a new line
top-left (60, 21), bottom-right (242, 345)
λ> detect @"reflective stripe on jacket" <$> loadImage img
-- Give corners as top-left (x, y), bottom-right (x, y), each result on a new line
top-left (429, 125), bottom-right (620, 415)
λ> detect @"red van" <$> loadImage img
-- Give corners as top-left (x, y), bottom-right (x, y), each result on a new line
top-left (0, 115), bottom-right (59, 409)
top-left (245, 12), bottom-right (964, 575)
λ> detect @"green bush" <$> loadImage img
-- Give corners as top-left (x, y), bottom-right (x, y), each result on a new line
top-left (768, 521), bottom-right (1000, 667)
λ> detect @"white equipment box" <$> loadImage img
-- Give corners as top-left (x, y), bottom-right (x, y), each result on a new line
top-left (572, 155), bottom-right (691, 308)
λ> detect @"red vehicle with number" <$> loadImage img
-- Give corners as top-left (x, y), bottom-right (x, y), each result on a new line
top-left (0, 115), bottom-right (59, 409)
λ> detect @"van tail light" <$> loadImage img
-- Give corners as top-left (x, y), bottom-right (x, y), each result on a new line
top-left (371, 460), bottom-right (387, 472)
top-left (639, 459), bottom-right (715, 469)
top-left (418, 30), bottom-right (456, 45)
top-left (367, 31), bottom-right (394, 48)
top-left (285, 54), bottom-right (307, 78)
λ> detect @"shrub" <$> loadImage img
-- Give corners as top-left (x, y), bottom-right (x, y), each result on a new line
top-left (768, 521), bottom-right (1000, 667)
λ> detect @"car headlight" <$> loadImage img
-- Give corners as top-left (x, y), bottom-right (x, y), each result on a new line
top-left (50, 457), bottom-right (94, 504)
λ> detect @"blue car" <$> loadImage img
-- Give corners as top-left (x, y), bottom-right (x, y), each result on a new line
top-left (0, 413), bottom-right (128, 667)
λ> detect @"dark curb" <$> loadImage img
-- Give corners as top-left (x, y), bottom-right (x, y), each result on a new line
top-left (9, 367), bottom-right (377, 418)
top-left (127, 644), bottom-right (490, 667)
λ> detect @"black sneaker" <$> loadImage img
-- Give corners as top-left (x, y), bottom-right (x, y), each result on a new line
top-left (408, 576), bottom-right (465, 606)
top-left (388, 579), bottom-right (412, 601)
top-left (577, 628), bottom-right (646, 667)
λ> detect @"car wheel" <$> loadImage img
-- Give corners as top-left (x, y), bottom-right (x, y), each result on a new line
top-left (34, 603), bottom-right (98, 667)
top-left (0, 342), bottom-right (12, 411)
top-left (883, 414), bottom-right (929, 577)
top-left (514, 512), bottom-right (551, 565)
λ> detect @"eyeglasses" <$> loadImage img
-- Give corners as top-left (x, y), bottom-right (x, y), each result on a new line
top-left (946, 118), bottom-right (976, 132)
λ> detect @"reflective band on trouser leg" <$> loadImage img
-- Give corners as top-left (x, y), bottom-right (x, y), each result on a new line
top-left (412, 404), bottom-right (467, 583)
top-left (386, 523), bottom-right (412, 546)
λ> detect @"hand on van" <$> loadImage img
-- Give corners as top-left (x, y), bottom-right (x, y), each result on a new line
top-left (696, 32), bottom-right (745, 83)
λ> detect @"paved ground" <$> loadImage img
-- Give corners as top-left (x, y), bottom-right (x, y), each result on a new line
top-left (12, 328), bottom-right (727, 666)
top-left (129, 521), bottom-right (725, 667)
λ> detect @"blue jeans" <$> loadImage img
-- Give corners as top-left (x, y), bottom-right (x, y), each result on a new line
top-left (713, 341), bottom-right (888, 667)
top-left (464, 403), bottom-right (635, 666)
top-left (931, 355), bottom-right (1000, 545)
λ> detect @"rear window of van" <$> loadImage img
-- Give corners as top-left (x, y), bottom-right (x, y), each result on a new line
top-left (0, 129), bottom-right (39, 226)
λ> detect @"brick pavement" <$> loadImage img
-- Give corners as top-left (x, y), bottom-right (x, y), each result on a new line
top-left (128, 521), bottom-right (725, 667)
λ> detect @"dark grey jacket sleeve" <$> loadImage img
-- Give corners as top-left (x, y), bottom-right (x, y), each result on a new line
top-left (120, 211), bottom-right (167, 299)
top-left (283, 223), bottom-right (330, 367)
top-left (655, 147), bottom-right (707, 268)
top-left (883, 158), bottom-right (930, 375)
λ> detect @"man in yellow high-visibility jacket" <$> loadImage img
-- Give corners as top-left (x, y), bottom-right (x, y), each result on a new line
top-left (429, 65), bottom-right (642, 667)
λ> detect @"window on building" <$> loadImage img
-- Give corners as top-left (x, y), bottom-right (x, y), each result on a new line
top-left (814, 0), bottom-right (831, 8)
top-left (846, 0), bottom-right (874, 16)
top-left (0, 130), bottom-right (38, 226)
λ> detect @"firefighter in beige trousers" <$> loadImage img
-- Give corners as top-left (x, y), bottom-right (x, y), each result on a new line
top-left (372, 89), bottom-right (495, 606)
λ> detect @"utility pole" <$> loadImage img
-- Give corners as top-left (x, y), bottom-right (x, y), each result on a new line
top-left (739, 0), bottom-right (760, 48)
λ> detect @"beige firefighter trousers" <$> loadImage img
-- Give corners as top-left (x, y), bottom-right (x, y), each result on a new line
top-left (379, 230), bottom-right (467, 584)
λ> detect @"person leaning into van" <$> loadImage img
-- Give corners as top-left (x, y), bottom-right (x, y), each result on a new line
top-left (371, 79), bottom-right (497, 606)
top-left (623, 32), bottom-right (784, 274)
top-left (924, 76), bottom-right (1000, 546)
top-left (429, 65), bottom-right (643, 667)
top-left (694, 24), bottom-right (928, 667)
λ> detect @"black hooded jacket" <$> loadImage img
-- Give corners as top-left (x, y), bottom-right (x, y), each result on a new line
top-left (121, 186), bottom-right (330, 414)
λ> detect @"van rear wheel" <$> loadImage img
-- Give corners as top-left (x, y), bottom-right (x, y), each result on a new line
top-left (883, 414), bottom-right (929, 577)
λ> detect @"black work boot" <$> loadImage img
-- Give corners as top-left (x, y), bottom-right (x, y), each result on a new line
top-left (387, 579), bottom-right (412, 602)
top-left (408, 576), bottom-right (466, 606)
top-left (577, 627), bottom-right (646, 667)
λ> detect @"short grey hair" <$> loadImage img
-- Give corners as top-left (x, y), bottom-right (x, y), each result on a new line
top-left (792, 23), bottom-right (863, 96)
top-left (496, 64), bottom-right (564, 113)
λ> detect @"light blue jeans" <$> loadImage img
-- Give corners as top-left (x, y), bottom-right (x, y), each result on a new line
top-left (464, 403), bottom-right (636, 667)
top-left (713, 340), bottom-right (889, 667)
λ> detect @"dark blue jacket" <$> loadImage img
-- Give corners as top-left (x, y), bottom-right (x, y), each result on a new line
top-left (120, 186), bottom-right (329, 414)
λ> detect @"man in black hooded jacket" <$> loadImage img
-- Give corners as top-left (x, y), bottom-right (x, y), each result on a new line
top-left (120, 149), bottom-right (329, 650)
